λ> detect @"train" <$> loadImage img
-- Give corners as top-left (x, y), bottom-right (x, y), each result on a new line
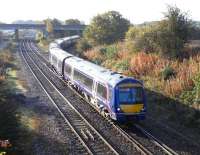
top-left (49, 35), bottom-right (146, 122)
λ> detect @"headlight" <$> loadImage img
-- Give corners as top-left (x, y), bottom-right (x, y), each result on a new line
top-left (117, 108), bottom-right (121, 111)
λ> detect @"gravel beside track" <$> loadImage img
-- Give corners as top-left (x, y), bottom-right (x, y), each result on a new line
top-left (17, 44), bottom-right (90, 154)
top-left (20, 41), bottom-right (121, 155)
top-left (140, 118), bottom-right (200, 155)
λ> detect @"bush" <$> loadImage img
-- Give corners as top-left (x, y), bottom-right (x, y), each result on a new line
top-left (126, 25), bottom-right (159, 53)
top-left (130, 52), bottom-right (159, 76)
top-left (180, 90), bottom-right (195, 105)
top-left (126, 26), bottom-right (142, 41)
top-left (179, 73), bottom-right (200, 105)
top-left (92, 58), bottom-right (103, 65)
top-left (99, 47), bottom-right (107, 55)
top-left (83, 47), bottom-right (105, 64)
top-left (104, 45), bottom-right (118, 59)
top-left (76, 38), bottom-right (92, 53)
top-left (114, 59), bottom-right (129, 72)
top-left (161, 66), bottom-right (175, 80)
top-left (94, 45), bottom-right (118, 59)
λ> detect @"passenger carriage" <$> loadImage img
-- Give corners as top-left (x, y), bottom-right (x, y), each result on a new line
top-left (49, 36), bottom-right (146, 122)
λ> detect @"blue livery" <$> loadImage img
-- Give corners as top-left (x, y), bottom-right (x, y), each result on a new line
top-left (49, 35), bottom-right (146, 122)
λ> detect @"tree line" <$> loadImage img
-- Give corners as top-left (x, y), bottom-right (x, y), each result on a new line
top-left (77, 5), bottom-right (200, 59)
top-left (36, 18), bottom-right (83, 41)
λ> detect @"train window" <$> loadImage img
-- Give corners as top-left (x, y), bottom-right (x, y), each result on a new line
top-left (64, 64), bottom-right (72, 75)
top-left (97, 83), bottom-right (107, 99)
top-left (73, 69), bottom-right (93, 90)
top-left (119, 87), bottom-right (143, 104)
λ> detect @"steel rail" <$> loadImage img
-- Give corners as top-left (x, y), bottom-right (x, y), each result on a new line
top-left (27, 39), bottom-right (180, 155)
top-left (20, 41), bottom-right (119, 155)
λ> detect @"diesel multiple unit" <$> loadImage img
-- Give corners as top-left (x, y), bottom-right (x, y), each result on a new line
top-left (49, 35), bottom-right (146, 122)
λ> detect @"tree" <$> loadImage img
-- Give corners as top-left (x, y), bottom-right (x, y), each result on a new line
top-left (76, 38), bottom-right (92, 53)
top-left (36, 31), bottom-right (44, 42)
top-left (83, 11), bottom-right (130, 45)
top-left (164, 5), bottom-right (191, 42)
top-left (52, 18), bottom-right (62, 26)
top-left (158, 5), bottom-right (192, 58)
top-left (65, 19), bottom-right (81, 25)
top-left (126, 26), bottom-right (141, 41)
top-left (125, 5), bottom-right (192, 59)
top-left (44, 18), bottom-right (53, 37)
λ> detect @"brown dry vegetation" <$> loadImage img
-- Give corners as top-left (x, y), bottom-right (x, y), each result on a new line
top-left (83, 41), bottom-right (200, 111)
top-left (0, 49), bottom-right (13, 81)
top-left (0, 43), bottom-right (33, 154)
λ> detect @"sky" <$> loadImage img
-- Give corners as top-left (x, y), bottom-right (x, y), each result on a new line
top-left (0, 0), bottom-right (200, 24)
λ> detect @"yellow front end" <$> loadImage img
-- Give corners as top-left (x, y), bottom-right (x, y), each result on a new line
top-left (120, 104), bottom-right (144, 113)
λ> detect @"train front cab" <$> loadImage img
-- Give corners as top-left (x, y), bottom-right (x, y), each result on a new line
top-left (113, 79), bottom-right (146, 122)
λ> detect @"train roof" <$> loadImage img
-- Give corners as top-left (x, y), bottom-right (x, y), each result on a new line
top-left (50, 35), bottom-right (80, 49)
top-left (65, 56), bottom-right (131, 87)
top-left (49, 42), bottom-right (58, 49)
top-left (50, 47), bottom-right (73, 60)
top-left (49, 35), bottom-right (141, 87)
top-left (62, 35), bottom-right (80, 42)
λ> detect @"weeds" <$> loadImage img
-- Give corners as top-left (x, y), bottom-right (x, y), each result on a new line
top-left (83, 41), bottom-right (200, 111)
top-left (161, 66), bottom-right (175, 80)
top-left (130, 52), bottom-right (160, 76)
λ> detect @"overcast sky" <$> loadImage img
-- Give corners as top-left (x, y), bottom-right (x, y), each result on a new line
top-left (1, 0), bottom-right (199, 24)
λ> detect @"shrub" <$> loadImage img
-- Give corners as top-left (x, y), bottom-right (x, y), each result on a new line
top-left (92, 58), bottom-right (103, 65)
top-left (99, 47), bottom-right (107, 55)
top-left (104, 45), bottom-right (118, 59)
top-left (0, 50), bottom-right (13, 64)
top-left (130, 52), bottom-right (159, 76)
top-left (126, 26), bottom-right (141, 41)
top-left (114, 59), bottom-right (129, 72)
top-left (180, 90), bottom-right (195, 105)
top-left (164, 79), bottom-right (183, 97)
top-left (76, 38), bottom-right (92, 53)
top-left (180, 73), bottom-right (200, 106)
top-left (83, 47), bottom-right (105, 63)
top-left (126, 26), bottom-right (158, 53)
top-left (117, 49), bottom-right (132, 61)
top-left (161, 66), bottom-right (175, 80)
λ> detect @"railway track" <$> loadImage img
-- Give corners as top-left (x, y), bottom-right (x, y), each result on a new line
top-left (20, 41), bottom-right (119, 155)
top-left (22, 40), bottom-right (179, 155)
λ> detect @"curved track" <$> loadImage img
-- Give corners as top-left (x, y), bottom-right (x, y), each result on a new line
top-left (21, 40), bottom-right (179, 155)
top-left (20, 41), bottom-right (119, 155)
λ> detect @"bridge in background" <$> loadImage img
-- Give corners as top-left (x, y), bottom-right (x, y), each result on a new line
top-left (0, 24), bottom-right (86, 39)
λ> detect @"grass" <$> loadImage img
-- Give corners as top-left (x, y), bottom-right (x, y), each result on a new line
top-left (0, 43), bottom-right (37, 154)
